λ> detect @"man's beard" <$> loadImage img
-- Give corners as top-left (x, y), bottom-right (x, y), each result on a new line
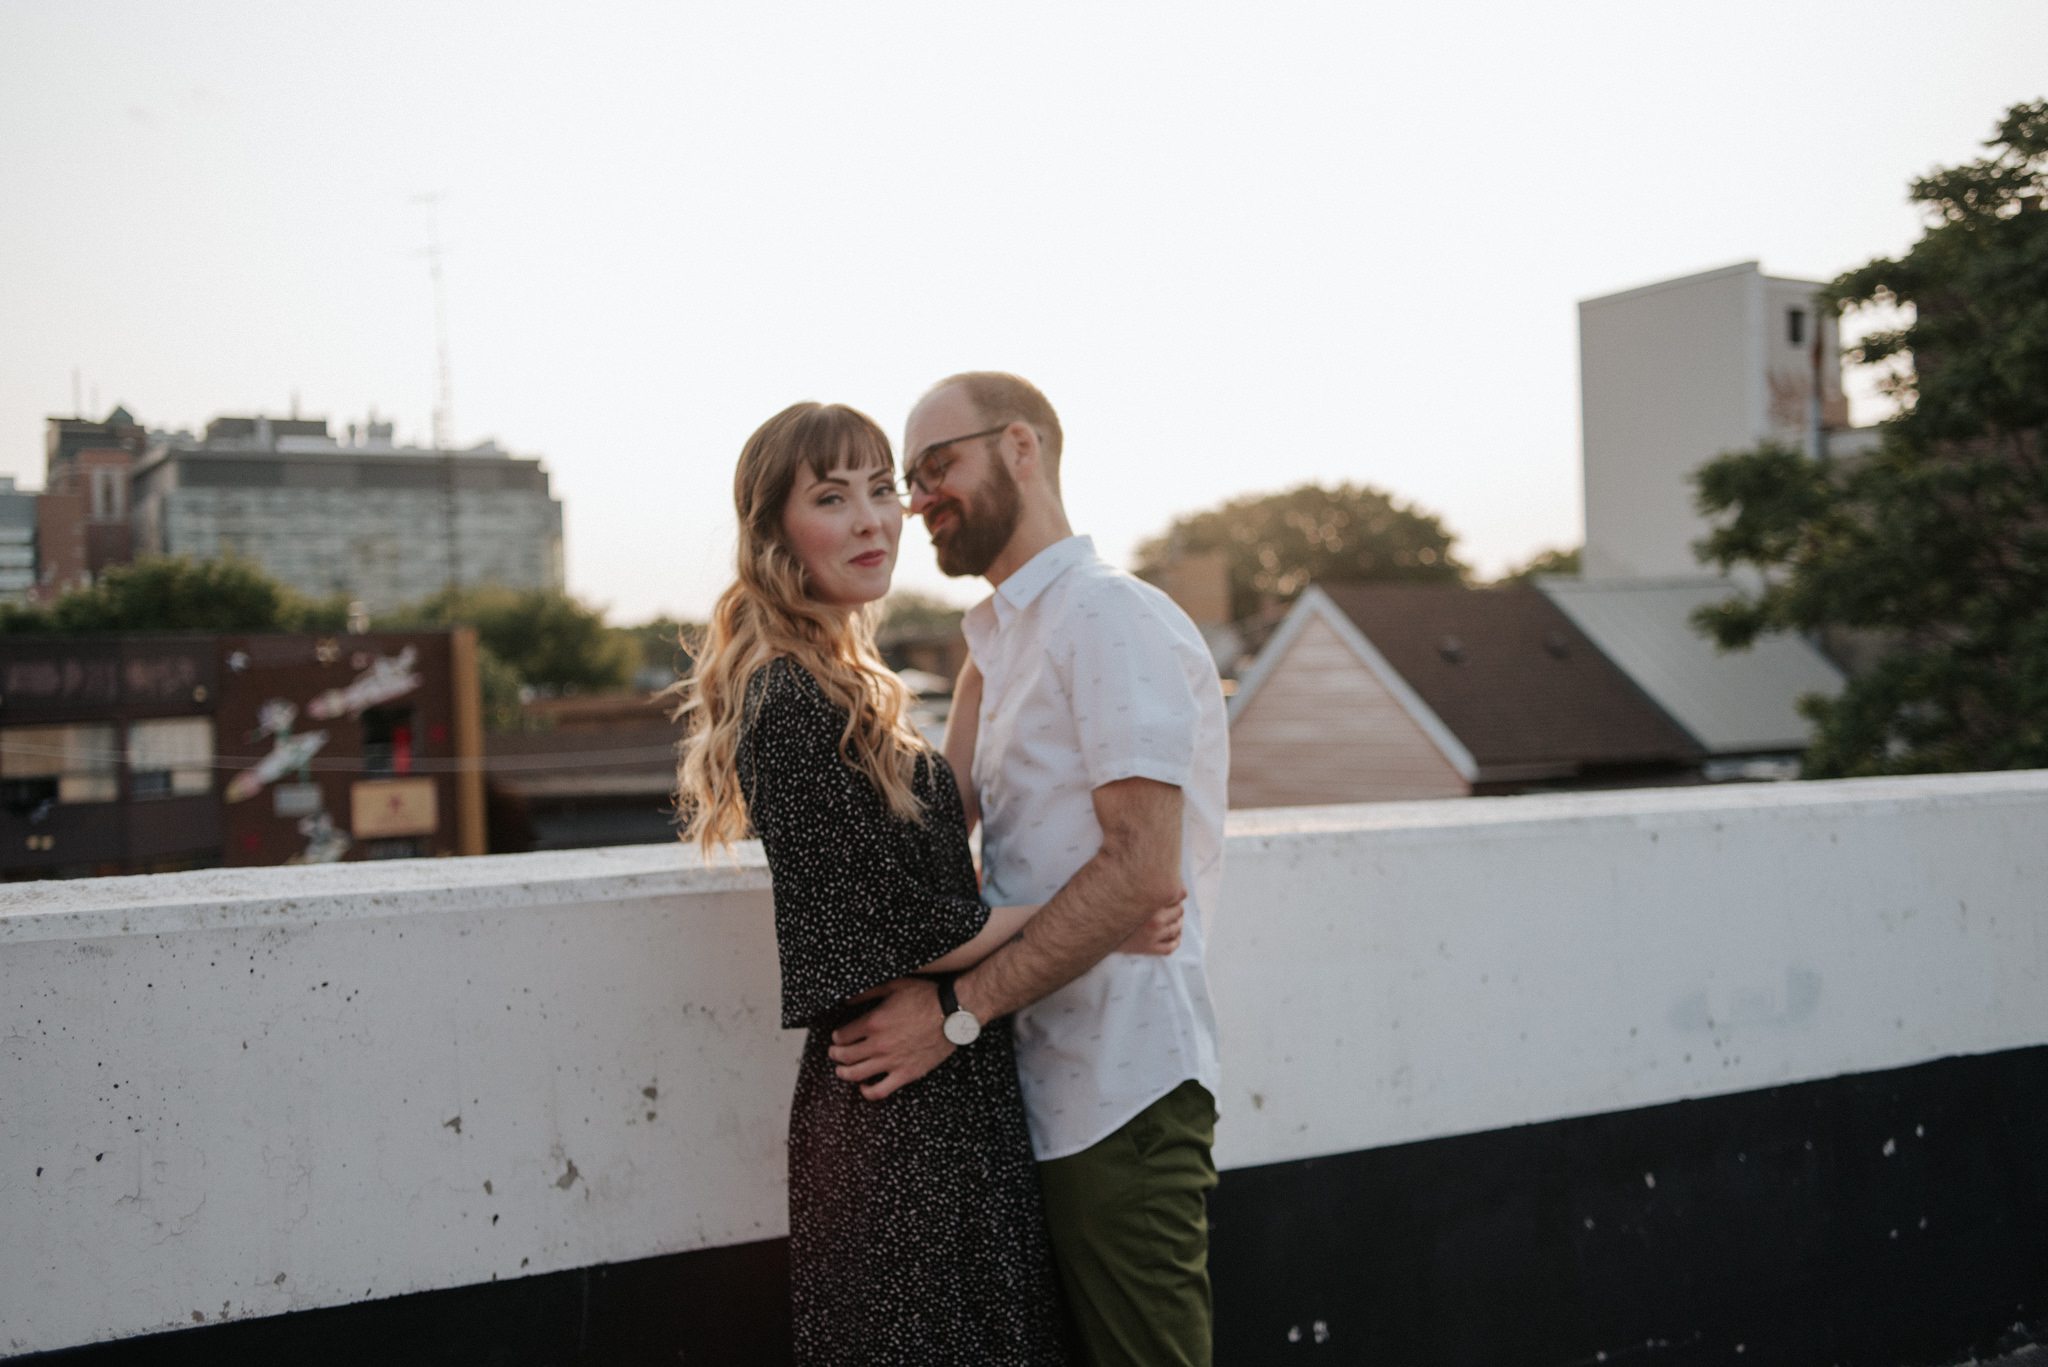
top-left (931, 455), bottom-right (1023, 577)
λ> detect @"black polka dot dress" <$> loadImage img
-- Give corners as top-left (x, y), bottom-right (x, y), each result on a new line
top-left (737, 659), bottom-right (1070, 1367)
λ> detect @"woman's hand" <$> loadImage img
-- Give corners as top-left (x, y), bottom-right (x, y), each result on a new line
top-left (1118, 901), bottom-right (1184, 956)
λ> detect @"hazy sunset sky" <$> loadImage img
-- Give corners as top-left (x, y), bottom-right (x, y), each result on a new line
top-left (2, 1), bottom-right (2043, 621)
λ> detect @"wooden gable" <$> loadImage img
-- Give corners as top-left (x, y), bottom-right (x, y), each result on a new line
top-left (1229, 611), bottom-right (1469, 808)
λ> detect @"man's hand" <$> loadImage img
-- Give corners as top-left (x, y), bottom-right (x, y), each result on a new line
top-left (827, 977), bottom-right (953, 1100)
top-left (1118, 901), bottom-right (1184, 955)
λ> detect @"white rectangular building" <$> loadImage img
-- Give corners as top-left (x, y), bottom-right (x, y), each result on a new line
top-left (130, 416), bottom-right (565, 611)
top-left (1578, 261), bottom-right (1871, 581)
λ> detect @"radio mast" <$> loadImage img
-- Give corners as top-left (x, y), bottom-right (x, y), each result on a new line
top-left (415, 193), bottom-right (460, 591)
top-left (414, 194), bottom-right (456, 451)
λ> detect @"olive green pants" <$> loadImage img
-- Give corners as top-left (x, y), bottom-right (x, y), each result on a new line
top-left (1037, 1080), bottom-right (1218, 1367)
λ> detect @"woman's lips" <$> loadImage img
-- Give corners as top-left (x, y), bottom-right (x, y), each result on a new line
top-left (851, 549), bottom-right (887, 567)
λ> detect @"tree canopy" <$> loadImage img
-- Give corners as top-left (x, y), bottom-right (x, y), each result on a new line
top-left (1495, 546), bottom-right (1582, 585)
top-left (623, 615), bottom-right (702, 689)
top-left (877, 591), bottom-right (965, 641)
top-left (1692, 98), bottom-right (2048, 776)
top-left (387, 585), bottom-right (639, 696)
top-left (1134, 481), bottom-right (1464, 622)
top-left (0, 556), bottom-right (348, 635)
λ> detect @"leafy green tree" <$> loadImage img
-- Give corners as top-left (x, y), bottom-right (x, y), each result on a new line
top-left (1495, 545), bottom-right (1582, 584)
top-left (387, 584), bottom-right (637, 695)
top-left (0, 556), bottom-right (348, 634)
top-left (618, 614), bottom-right (705, 691)
top-left (1135, 482), bottom-right (1465, 622)
top-left (471, 644), bottom-right (528, 732)
top-left (1692, 99), bottom-right (2048, 776)
top-left (877, 591), bottom-right (965, 641)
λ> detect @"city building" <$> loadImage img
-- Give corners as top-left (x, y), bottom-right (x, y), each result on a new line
top-left (129, 414), bottom-right (565, 611)
top-left (1556, 261), bottom-right (1884, 764)
top-left (1226, 583), bottom-right (1702, 808)
top-left (482, 693), bottom-right (681, 852)
top-left (0, 629), bottom-right (485, 879)
top-left (0, 476), bottom-right (36, 603)
top-left (1578, 261), bottom-right (1880, 582)
top-left (36, 408), bottom-right (149, 598)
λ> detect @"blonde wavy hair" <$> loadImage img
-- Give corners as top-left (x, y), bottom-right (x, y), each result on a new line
top-left (671, 401), bottom-right (929, 854)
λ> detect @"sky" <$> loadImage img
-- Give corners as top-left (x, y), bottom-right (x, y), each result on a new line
top-left (1, 1), bottom-right (2043, 623)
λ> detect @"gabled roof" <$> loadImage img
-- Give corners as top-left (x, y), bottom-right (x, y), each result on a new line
top-left (1228, 585), bottom-right (1479, 781)
top-left (1313, 582), bottom-right (1702, 777)
top-left (1534, 577), bottom-right (1844, 755)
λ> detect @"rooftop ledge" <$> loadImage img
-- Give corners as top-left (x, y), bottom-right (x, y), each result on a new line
top-left (7, 769), bottom-right (2044, 945)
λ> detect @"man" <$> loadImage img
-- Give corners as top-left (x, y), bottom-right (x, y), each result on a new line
top-left (826, 372), bottom-right (1229, 1367)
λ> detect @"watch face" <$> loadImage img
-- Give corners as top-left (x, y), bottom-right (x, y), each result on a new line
top-left (942, 1011), bottom-right (981, 1047)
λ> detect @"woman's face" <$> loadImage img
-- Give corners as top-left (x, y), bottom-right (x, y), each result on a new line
top-left (780, 456), bottom-right (904, 610)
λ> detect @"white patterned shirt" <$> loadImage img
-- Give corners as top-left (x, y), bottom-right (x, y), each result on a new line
top-left (962, 536), bottom-right (1227, 1161)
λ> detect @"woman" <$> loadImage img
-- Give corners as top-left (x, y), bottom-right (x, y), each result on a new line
top-left (673, 402), bottom-right (1176, 1365)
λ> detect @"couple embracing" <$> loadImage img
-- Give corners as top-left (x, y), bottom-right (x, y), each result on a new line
top-left (674, 372), bottom-right (1228, 1366)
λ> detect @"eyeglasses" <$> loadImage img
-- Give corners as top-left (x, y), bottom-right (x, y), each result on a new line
top-left (905, 424), bottom-right (1009, 496)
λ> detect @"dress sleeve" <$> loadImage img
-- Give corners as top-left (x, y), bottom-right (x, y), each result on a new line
top-left (741, 661), bottom-right (991, 1028)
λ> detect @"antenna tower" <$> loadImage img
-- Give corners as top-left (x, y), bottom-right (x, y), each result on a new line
top-left (414, 193), bottom-right (461, 591)
top-left (414, 193), bottom-right (456, 451)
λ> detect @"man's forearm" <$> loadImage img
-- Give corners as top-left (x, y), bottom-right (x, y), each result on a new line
top-left (954, 778), bottom-right (1182, 1023)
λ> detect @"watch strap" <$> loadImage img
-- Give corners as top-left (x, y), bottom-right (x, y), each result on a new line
top-left (934, 973), bottom-right (961, 1018)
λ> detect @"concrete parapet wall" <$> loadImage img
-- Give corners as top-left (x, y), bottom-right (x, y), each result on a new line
top-left (4, 771), bottom-right (2045, 1357)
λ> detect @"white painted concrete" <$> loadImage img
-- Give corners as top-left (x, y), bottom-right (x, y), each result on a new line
top-left (2, 846), bottom-right (790, 1357)
top-left (5, 771), bottom-right (2046, 1355)
top-left (1214, 771), bottom-right (2047, 1168)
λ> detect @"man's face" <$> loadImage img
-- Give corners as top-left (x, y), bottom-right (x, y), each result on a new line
top-left (904, 390), bottom-right (1024, 578)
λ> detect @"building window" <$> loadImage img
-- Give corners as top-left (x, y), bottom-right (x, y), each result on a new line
top-left (91, 467), bottom-right (125, 520)
top-left (127, 717), bottom-right (214, 799)
top-left (0, 723), bottom-right (120, 808)
top-left (362, 705), bottom-right (416, 776)
top-left (1787, 308), bottom-right (1806, 347)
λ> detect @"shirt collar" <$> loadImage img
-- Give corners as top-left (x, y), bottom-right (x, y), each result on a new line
top-left (962, 535), bottom-right (1096, 656)
top-left (994, 535), bottom-right (1095, 617)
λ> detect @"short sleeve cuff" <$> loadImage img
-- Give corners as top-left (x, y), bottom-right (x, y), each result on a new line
top-left (1085, 754), bottom-right (1192, 792)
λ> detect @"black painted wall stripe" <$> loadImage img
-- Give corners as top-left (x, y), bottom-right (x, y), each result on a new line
top-left (1210, 1044), bottom-right (2048, 1367)
top-left (25, 1047), bottom-right (2047, 1367)
top-left (21, 1238), bottom-right (793, 1367)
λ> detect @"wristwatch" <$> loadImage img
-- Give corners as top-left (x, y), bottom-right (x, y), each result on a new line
top-left (935, 974), bottom-right (982, 1047)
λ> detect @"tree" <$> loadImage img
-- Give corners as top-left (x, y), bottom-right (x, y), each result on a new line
top-left (877, 591), bottom-right (965, 641)
top-left (623, 615), bottom-right (703, 690)
top-left (386, 585), bottom-right (638, 696)
top-left (1134, 482), bottom-right (1465, 623)
top-left (1692, 99), bottom-right (2048, 776)
top-left (0, 556), bottom-right (348, 635)
top-left (1495, 546), bottom-right (1582, 585)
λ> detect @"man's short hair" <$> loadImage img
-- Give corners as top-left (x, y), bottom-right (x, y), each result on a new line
top-left (925, 371), bottom-right (1064, 491)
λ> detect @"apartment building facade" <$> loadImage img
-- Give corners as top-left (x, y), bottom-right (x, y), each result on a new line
top-left (129, 414), bottom-right (566, 611)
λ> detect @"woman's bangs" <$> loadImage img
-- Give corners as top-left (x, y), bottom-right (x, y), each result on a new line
top-left (799, 408), bottom-right (895, 484)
